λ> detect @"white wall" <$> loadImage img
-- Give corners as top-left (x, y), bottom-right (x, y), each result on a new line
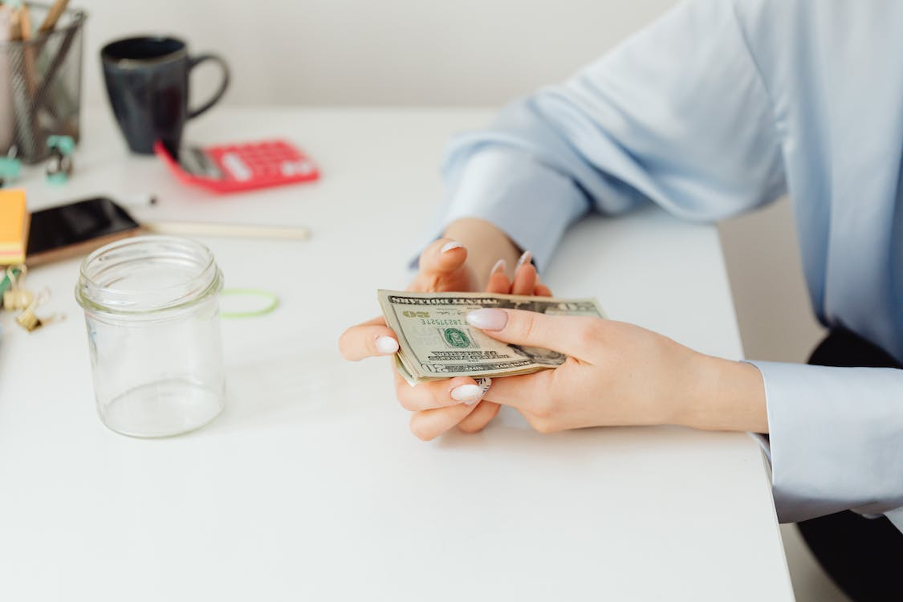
top-left (76, 0), bottom-right (824, 362)
top-left (79, 0), bottom-right (675, 107)
top-left (719, 197), bottom-right (825, 362)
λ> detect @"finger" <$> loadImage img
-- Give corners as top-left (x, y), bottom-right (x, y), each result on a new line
top-left (466, 309), bottom-right (600, 360)
top-left (394, 373), bottom-right (493, 412)
top-left (481, 369), bottom-right (557, 414)
top-left (534, 283), bottom-right (553, 297)
top-left (485, 259), bottom-right (511, 294)
top-left (394, 374), bottom-right (490, 411)
top-left (339, 316), bottom-right (400, 361)
top-left (409, 238), bottom-right (468, 291)
top-left (410, 403), bottom-right (480, 441)
top-left (457, 400), bottom-right (501, 434)
top-left (511, 255), bottom-right (537, 296)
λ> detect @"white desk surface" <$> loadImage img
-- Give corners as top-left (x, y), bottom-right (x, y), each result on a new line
top-left (0, 107), bottom-right (792, 601)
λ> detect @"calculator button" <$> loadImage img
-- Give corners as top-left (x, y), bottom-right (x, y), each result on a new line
top-left (221, 152), bottom-right (253, 181)
top-left (280, 161), bottom-right (315, 177)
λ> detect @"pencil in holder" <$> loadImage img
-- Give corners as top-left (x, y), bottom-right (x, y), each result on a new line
top-left (0, 3), bottom-right (86, 164)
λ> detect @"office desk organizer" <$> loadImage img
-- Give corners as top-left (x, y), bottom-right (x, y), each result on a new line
top-left (1, 3), bottom-right (86, 163)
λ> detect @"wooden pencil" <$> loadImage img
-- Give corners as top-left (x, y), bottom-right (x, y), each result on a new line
top-left (142, 221), bottom-right (311, 241)
top-left (38, 0), bottom-right (68, 35)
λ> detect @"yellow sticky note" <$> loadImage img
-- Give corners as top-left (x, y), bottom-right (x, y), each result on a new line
top-left (0, 189), bottom-right (30, 264)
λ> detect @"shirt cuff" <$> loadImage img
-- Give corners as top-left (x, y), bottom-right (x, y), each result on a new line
top-left (748, 360), bottom-right (903, 524)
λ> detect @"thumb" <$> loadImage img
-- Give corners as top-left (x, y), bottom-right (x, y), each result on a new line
top-left (409, 238), bottom-right (471, 293)
top-left (418, 238), bottom-right (468, 277)
top-left (465, 308), bottom-right (598, 361)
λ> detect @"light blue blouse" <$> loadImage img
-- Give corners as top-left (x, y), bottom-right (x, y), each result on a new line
top-left (433, 0), bottom-right (903, 526)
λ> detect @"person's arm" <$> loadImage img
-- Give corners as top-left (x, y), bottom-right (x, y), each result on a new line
top-left (464, 309), bottom-right (903, 526)
top-left (427, 0), bottom-right (786, 275)
top-left (367, 0), bottom-right (789, 439)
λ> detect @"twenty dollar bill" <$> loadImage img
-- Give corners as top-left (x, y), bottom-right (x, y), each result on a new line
top-left (378, 290), bottom-right (605, 385)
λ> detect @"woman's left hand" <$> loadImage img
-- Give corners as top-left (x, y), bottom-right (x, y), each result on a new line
top-left (465, 309), bottom-right (768, 434)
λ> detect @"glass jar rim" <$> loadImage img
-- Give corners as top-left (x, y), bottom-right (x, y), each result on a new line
top-left (75, 236), bottom-right (222, 315)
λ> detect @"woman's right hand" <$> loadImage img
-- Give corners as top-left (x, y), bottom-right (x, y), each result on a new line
top-left (338, 237), bottom-right (477, 363)
top-left (406, 251), bottom-right (551, 440)
top-left (338, 237), bottom-right (549, 440)
top-left (405, 239), bottom-right (478, 294)
top-left (338, 239), bottom-right (485, 434)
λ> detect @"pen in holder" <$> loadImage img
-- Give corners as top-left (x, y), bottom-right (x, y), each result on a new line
top-left (0, 2), bottom-right (86, 163)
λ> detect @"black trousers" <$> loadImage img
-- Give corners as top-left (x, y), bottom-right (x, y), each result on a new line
top-left (796, 329), bottom-right (902, 602)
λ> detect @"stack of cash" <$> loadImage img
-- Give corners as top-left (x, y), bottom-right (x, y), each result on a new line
top-left (377, 289), bottom-right (605, 386)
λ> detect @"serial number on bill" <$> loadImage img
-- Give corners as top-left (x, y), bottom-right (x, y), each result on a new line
top-left (419, 318), bottom-right (464, 326)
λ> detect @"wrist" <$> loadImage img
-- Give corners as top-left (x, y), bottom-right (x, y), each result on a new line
top-left (443, 218), bottom-right (521, 288)
top-left (677, 353), bottom-right (769, 433)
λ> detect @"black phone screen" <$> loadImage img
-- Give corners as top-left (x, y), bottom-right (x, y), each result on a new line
top-left (26, 197), bottom-right (141, 255)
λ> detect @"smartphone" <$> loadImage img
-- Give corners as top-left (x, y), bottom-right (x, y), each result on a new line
top-left (26, 197), bottom-right (142, 266)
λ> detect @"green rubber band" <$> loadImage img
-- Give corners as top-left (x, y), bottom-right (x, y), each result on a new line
top-left (220, 288), bottom-right (279, 319)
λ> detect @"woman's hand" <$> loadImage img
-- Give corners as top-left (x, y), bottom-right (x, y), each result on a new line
top-left (338, 238), bottom-right (486, 439)
top-left (338, 238), bottom-right (476, 363)
top-left (338, 237), bottom-right (551, 440)
top-left (463, 309), bottom-right (769, 434)
top-left (407, 251), bottom-right (551, 441)
top-left (340, 219), bottom-right (522, 365)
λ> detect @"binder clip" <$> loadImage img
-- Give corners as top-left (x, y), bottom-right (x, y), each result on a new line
top-left (2, 265), bottom-right (33, 311)
top-left (46, 135), bottom-right (74, 185)
top-left (15, 288), bottom-right (63, 332)
top-left (0, 147), bottom-right (21, 188)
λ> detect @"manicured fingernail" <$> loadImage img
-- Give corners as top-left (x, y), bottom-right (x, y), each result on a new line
top-left (466, 308), bottom-right (508, 331)
top-left (441, 241), bottom-right (464, 254)
top-left (375, 336), bottom-right (399, 354)
top-left (516, 250), bottom-right (532, 270)
top-left (451, 384), bottom-right (483, 405)
top-left (490, 259), bottom-right (506, 276)
top-left (475, 377), bottom-right (492, 396)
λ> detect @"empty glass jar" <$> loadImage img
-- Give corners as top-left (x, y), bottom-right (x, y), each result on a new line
top-left (75, 236), bottom-right (226, 437)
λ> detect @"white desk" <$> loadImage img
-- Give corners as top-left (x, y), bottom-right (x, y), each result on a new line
top-left (0, 107), bottom-right (792, 601)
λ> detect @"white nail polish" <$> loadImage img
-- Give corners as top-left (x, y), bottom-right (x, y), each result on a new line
top-left (451, 384), bottom-right (482, 405)
top-left (375, 336), bottom-right (399, 354)
top-left (516, 250), bottom-right (532, 270)
top-left (475, 377), bottom-right (492, 397)
top-left (490, 259), bottom-right (506, 276)
top-left (466, 308), bottom-right (508, 331)
top-left (441, 241), bottom-right (464, 254)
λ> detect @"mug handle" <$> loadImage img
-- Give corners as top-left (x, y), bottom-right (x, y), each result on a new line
top-left (187, 53), bottom-right (231, 119)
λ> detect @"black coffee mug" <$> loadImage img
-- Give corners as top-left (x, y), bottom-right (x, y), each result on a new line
top-left (101, 36), bottom-right (230, 155)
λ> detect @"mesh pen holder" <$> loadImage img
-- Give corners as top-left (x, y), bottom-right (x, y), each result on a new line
top-left (0, 3), bottom-right (86, 164)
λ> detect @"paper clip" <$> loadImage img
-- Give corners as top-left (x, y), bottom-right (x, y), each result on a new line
top-left (15, 288), bottom-right (64, 332)
top-left (2, 264), bottom-right (33, 311)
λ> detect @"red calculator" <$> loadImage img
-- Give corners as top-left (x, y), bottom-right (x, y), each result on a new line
top-left (154, 140), bottom-right (320, 194)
